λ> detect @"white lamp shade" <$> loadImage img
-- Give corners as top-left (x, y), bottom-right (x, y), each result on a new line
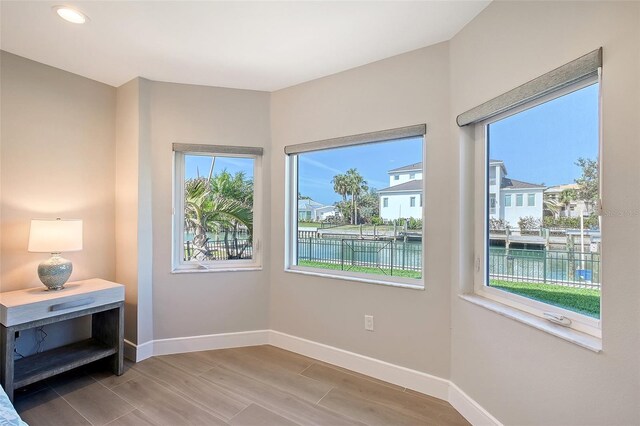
top-left (28, 219), bottom-right (83, 253)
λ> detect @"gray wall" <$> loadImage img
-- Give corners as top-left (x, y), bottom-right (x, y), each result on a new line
top-left (270, 43), bottom-right (453, 377)
top-left (148, 81), bottom-right (272, 339)
top-left (0, 51), bottom-right (116, 354)
top-left (449, 2), bottom-right (640, 425)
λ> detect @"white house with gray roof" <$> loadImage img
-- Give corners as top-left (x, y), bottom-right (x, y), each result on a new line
top-left (298, 199), bottom-right (337, 221)
top-left (378, 160), bottom-right (544, 225)
top-left (489, 160), bottom-right (544, 227)
top-left (378, 162), bottom-right (423, 220)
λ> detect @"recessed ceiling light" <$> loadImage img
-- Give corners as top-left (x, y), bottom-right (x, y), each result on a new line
top-left (53, 6), bottom-right (88, 24)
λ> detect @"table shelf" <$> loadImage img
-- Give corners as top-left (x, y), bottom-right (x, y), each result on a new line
top-left (14, 338), bottom-right (117, 388)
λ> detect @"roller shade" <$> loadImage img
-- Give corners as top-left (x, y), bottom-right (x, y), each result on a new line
top-left (456, 48), bottom-right (602, 127)
top-left (284, 124), bottom-right (426, 155)
top-left (173, 143), bottom-right (263, 156)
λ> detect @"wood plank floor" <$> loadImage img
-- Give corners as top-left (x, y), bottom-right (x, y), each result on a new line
top-left (14, 345), bottom-right (469, 426)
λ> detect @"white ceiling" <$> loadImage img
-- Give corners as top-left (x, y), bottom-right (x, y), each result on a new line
top-left (1, 1), bottom-right (490, 91)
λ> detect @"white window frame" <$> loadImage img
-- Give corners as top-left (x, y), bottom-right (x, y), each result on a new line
top-left (504, 194), bottom-right (511, 207)
top-left (410, 196), bottom-right (416, 207)
top-left (473, 76), bottom-right (602, 338)
top-left (528, 193), bottom-right (536, 206)
top-left (172, 149), bottom-right (263, 273)
top-left (285, 133), bottom-right (426, 290)
top-left (383, 197), bottom-right (389, 208)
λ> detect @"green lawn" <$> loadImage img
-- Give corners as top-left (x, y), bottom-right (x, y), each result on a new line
top-left (298, 260), bottom-right (421, 279)
top-left (298, 222), bottom-right (319, 229)
top-left (490, 279), bottom-right (600, 318)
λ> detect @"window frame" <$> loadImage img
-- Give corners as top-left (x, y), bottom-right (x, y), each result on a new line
top-left (504, 194), bottom-right (512, 207)
top-left (285, 133), bottom-right (426, 290)
top-left (383, 197), bottom-right (389, 208)
top-left (473, 76), bottom-right (602, 338)
top-left (172, 149), bottom-right (263, 273)
top-left (528, 193), bottom-right (536, 206)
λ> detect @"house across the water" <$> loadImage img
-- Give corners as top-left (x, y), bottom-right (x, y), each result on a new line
top-left (379, 160), bottom-right (545, 227)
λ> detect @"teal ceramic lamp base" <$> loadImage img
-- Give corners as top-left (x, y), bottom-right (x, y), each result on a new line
top-left (37, 253), bottom-right (73, 291)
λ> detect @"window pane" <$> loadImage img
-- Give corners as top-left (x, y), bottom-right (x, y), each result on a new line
top-left (504, 194), bottom-right (511, 207)
top-left (183, 154), bottom-right (255, 262)
top-left (487, 83), bottom-right (600, 318)
top-left (295, 137), bottom-right (423, 281)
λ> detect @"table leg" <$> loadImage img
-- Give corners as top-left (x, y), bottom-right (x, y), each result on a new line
top-left (0, 326), bottom-right (15, 402)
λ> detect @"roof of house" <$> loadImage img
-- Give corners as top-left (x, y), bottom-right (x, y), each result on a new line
top-left (378, 179), bottom-right (423, 193)
top-left (545, 183), bottom-right (579, 193)
top-left (501, 177), bottom-right (545, 190)
top-left (388, 162), bottom-right (422, 173)
top-left (298, 199), bottom-right (324, 209)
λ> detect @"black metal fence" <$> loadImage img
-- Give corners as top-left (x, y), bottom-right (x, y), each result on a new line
top-left (297, 237), bottom-right (422, 275)
top-left (488, 248), bottom-right (601, 288)
top-left (184, 239), bottom-right (253, 261)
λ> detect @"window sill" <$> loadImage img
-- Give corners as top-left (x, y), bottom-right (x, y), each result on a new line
top-left (172, 266), bottom-right (263, 274)
top-left (459, 293), bottom-right (602, 353)
top-left (285, 267), bottom-right (424, 291)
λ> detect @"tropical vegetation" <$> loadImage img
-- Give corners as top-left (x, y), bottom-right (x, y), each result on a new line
top-left (184, 170), bottom-right (253, 261)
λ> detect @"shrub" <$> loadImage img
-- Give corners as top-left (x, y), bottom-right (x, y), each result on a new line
top-left (543, 213), bottom-right (599, 230)
top-left (518, 216), bottom-right (541, 231)
top-left (371, 216), bottom-right (383, 225)
top-left (407, 217), bottom-right (422, 229)
top-left (489, 218), bottom-right (510, 230)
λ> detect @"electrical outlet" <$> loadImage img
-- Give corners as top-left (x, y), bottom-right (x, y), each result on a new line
top-left (364, 315), bottom-right (374, 331)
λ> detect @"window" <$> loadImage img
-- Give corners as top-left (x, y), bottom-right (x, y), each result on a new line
top-left (457, 49), bottom-right (602, 342)
top-left (285, 125), bottom-right (425, 288)
top-left (515, 194), bottom-right (523, 206)
top-left (172, 144), bottom-right (262, 272)
top-left (504, 194), bottom-right (512, 207)
top-left (528, 193), bottom-right (536, 206)
top-left (489, 194), bottom-right (496, 214)
top-left (476, 79), bottom-right (601, 337)
top-left (409, 173), bottom-right (416, 179)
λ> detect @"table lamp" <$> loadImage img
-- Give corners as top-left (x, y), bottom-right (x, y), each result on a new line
top-left (28, 218), bottom-right (83, 291)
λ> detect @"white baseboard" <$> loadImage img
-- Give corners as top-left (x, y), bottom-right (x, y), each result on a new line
top-left (124, 338), bottom-right (153, 362)
top-left (123, 330), bottom-right (270, 362)
top-left (269, 330), bottom-right (451, 400)
top-left (123, 329), bottom-right (500, 426)
top-left (449, 382), bottom-right (502, 426)
top-left (152, 330), bottom-right (270, 356)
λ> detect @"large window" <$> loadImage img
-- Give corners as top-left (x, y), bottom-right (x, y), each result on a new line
top-left (285, 126), bottom-right (425, 288)
top-left (477, 79), bottom-right (601, 336)
top-left (173, 145), bottom-right (262, 272)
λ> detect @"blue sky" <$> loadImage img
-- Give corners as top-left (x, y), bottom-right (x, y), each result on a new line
top-left (185, 155), bottom-right (254, 180)
top-left (298, 137), bottom-right (423, 205)
top-left (489, 83), bottom-right (599, 186)
top-left (184, 83), bottom-right (597, 204)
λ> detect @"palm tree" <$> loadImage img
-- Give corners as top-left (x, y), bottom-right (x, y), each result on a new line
top-left (559, 189), bottom-right (577, 217)
top-left (209, 171), bottom-right (254, 259)
top-left (331, 174), bottom-right (349, 202)
top-left (184, 173), bottom-right (254, 261)
top-left (543, 193), bottom-right (562, 219)
top-left (345, 168), bottom-right (368, 225)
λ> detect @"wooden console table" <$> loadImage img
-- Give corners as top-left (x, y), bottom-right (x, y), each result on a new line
top-left (0, 279), bottom-right (124, 402)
